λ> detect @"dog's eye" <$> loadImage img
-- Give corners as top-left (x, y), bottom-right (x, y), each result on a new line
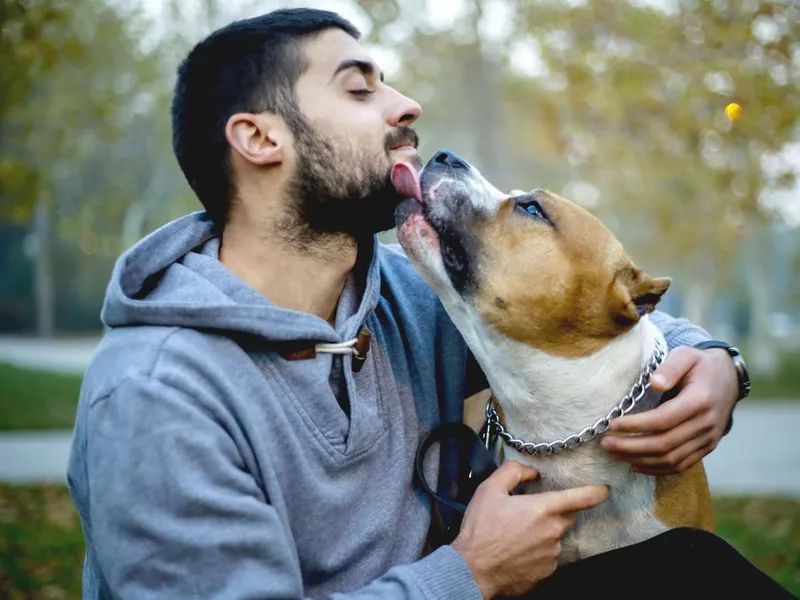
top-left (522, 202), bottom-right (543, 217)
top-left (514, 196), bottom-right (548, 221)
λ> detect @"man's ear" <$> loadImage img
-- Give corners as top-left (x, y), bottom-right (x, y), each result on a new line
top-left (225, 112), bottom-right (287, 167)
top-left (608, 267), bottom-right (671, 326)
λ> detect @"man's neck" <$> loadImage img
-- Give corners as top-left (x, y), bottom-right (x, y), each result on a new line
top-left (219, 211), bottom-right (358, 324)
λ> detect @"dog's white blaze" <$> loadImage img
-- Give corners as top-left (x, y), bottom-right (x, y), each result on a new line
top-left (469, 168), bottom-right (508, 215)
top-left (426, 165), bottom-right (509, 221)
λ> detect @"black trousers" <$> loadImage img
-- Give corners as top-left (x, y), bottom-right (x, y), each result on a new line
top-left (519, 528), bottom-right (797, 599)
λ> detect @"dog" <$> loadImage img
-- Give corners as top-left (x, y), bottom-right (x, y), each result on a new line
top-left (392, 149), bottom-right (714, 564)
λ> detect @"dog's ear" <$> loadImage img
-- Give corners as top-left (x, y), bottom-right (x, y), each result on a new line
top-left (608, 268), bottom-right (671, 326)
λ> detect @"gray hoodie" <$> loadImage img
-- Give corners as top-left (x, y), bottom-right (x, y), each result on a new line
top-left (67, 212), bottom-right (709, 600)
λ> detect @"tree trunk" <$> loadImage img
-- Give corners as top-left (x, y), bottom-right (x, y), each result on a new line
top-left (33, 201), bottom-right (55, 338)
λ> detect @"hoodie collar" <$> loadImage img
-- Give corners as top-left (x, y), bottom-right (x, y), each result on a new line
top-left (102, 212), bottom-right (382, 346)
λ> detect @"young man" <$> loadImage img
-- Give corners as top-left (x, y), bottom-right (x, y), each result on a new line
top-left (67, 8), bottom-right (770, 600)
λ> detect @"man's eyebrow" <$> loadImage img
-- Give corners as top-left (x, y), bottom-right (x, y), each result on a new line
top-left (331, 59), bottom-right (385, 83)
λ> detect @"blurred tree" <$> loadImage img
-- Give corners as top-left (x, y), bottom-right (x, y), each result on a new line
top-left (509, 0), bottom-right (800, 374)
top-left (0, 0), bottom-right (83, 218)
top-left (0, 0), bottom-right (195, 334)
top-left (0, 0), bottom-right (279, 335)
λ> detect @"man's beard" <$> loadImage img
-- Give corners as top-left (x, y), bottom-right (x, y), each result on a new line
top-left (284, 123), bottom-right (420, 243)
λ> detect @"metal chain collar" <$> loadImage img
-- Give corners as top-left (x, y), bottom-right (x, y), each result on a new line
top-left (485, 338), bottom-right (667, 457)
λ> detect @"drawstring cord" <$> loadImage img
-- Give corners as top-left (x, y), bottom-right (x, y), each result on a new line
top-left (281, 329), bottom-right (372, 373)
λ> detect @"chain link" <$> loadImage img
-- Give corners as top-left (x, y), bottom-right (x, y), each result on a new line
top-left (485, 338), bottom-right (667, 457)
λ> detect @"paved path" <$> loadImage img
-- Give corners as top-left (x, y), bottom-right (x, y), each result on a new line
top-left (0, 431), bottom-right (73, 484)
top-left (0, 335), bottom-right (100, 374)
top-left (1, 403), bottom-right (798, 496)
top-left (703, 403), bottom-right (800, 497)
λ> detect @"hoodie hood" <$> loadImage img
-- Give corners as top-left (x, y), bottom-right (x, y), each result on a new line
top-left (101, 212), bottom-right (381, 345)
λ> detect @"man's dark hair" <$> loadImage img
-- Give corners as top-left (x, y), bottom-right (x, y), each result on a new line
top-left (171, 9), bottom-right (360, 223)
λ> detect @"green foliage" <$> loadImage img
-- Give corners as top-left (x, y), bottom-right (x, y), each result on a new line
top-left (0, 0), bottom-right (195, 238)
top-left (0, 0), bottom-right (84, 121)
top-left (0, 0), bottom-right (84, 220)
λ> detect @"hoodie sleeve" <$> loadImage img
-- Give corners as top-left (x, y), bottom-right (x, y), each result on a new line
top-left (649, 310), bottom-right (712, 349)
top-left (85, 376), bottom-right (481, 600)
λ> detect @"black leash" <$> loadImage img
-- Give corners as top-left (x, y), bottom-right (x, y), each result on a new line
top-left (414, 422), bottom-right (498, 541)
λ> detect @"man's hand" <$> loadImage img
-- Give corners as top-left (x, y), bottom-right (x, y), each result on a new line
top-left (452, 461), bottom-right (609, 599)
top-left (600, 346), bottom-right (738, 475)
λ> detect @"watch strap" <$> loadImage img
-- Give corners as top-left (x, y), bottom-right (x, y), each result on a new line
top-left (694, 340), bottom-right (733, 352)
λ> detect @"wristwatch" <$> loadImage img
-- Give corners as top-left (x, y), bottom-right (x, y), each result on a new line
top-left (693, 340), bottom-right (751, 401)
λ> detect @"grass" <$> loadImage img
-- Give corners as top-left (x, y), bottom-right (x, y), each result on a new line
top-left (0, 364), bottom-right (82, 431)
top-left (714, 497), bottom-right (800, 596)
top-left (0, 485), bottom-right (84, 599)
top-left (0, 485), bottom-right (798, 598)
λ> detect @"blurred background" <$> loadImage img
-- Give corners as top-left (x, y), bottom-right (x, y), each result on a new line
top-left (0, 0), bottom-right (798, 596)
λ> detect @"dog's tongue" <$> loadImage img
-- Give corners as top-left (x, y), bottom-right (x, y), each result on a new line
top-left (391, 162), bottom-right (422, 201)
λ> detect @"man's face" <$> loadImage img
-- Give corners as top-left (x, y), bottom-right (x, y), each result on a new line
top-left (289, 28), bottom-right (422, 238)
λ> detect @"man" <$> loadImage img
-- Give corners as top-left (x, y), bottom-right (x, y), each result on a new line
top-left (67, 8), bottom-right (762, 599)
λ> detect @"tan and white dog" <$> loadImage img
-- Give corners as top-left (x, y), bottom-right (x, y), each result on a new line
top-left (392, 149), bottom-right (713, 564)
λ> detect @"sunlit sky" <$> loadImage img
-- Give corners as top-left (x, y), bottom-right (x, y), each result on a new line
top-left (134, 0), bottom-right (799, 226)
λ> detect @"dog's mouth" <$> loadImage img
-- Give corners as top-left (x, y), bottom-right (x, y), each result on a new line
top-left (392, 161), bottom-right (440, 251)
top-left (392, 161), bottom-right (427, 227)
top-left (392, 160), bottom-right (478, 295)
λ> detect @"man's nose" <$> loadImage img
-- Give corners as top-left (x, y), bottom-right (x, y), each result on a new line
top-left (387, 89), bottom-right (422, 128)
top-left (430, 149), bottom-right (470, 170)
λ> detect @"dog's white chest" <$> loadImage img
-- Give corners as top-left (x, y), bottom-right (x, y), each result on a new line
top-left (504, 446), bottom-right (666, 564)
top-left (481, 321), bottom-right (670, 563)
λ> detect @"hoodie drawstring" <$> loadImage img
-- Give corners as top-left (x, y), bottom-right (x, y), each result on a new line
top-left (282, 329), bottom-right (372, 373)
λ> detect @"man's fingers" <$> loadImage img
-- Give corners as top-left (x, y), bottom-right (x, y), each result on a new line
top-left (611, 428), bottom-right (709, 467)
top-left (532, 485), bottom-right (610, 514)
top-left (603, 414), bottom-right (700, 456)
top-left (607, 391), bottom-right (698, 434)
top-left (648, 347), bottom-right (701, 392)
top-left (485, 460), bottom-right (540, 494)
top-left (631, 444), bottom-right (713, 475)
top-left (675, 445), bottom-right (715, 472)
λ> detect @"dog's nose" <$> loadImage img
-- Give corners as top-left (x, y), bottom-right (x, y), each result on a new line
top-left (431, 149), bottom-right (469, 170)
